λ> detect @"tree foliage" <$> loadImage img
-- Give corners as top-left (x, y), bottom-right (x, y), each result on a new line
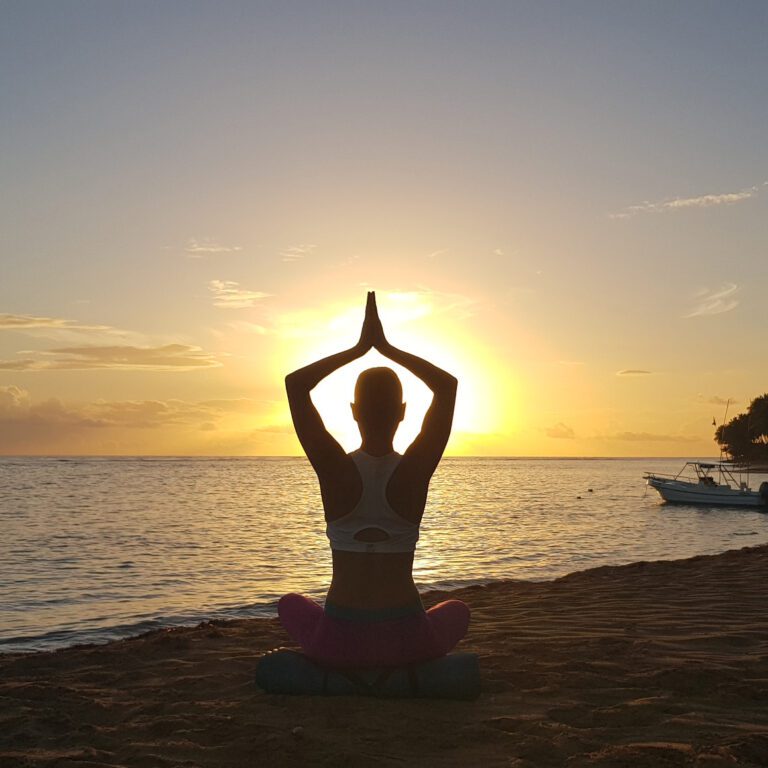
top-left (715, 394), bottom-right (768, 463)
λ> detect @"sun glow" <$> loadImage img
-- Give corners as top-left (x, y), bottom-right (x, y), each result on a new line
top-left (281, 292), bottom-right (512, 455)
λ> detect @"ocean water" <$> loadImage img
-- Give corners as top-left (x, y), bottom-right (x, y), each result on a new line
top-left (1, 457), bottom-right (767, 653)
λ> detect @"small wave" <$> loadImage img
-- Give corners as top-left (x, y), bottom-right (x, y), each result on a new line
top-left (0, 602), bottom-right (282, 654)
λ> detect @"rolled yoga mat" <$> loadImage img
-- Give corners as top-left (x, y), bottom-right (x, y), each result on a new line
top-left (255, 649), bottom-right (481, 701)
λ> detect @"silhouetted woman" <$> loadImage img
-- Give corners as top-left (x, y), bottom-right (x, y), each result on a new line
top-left (278, 292), bottom-right (470, 667)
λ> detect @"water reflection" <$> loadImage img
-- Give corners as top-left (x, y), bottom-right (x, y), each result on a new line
top-left (1, 456), bottom-right (767, 651)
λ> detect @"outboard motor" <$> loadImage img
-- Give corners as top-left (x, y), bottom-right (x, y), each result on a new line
top-left (760, 481), bottom-right (768, 506)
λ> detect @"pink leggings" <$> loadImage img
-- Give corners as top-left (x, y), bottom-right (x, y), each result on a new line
top-left (278, 593), bottom-right (470, 668)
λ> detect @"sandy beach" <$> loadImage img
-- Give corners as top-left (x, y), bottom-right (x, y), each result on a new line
top-left (2, 545), bottom-right (768, 767)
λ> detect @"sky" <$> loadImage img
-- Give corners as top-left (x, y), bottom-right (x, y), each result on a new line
top-left (1, 1), bottom-right (767, 456)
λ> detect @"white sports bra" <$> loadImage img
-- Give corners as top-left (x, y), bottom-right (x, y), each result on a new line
top-left (325, 449), bottom-right (420, 554)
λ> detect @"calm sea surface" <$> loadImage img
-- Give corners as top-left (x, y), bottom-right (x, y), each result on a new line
top-left (2, 457), bottom-right (767, 653)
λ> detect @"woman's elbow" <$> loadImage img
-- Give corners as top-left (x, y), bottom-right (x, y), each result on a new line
top-left (285, 372), bottom-right (300, 394)
top-left (432, 374), bottom-right (457, 399)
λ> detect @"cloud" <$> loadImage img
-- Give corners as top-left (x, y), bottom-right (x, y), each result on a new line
top-left (616, 369), bottom-right (652, 376)
top-left (0, 389), bottom-right (284, 453)
top-left (280, 244), bottom-right (317, 262)
top-left (226, 320), bottom-right (268, 334)
top-left (611, 185), bottom-right (760, 219)
top-left (85, 399), bottom-right (219, 427)
top-left (426, 249), bottom-right (448, 260)
top-left (0, 385), bottom-right (30, 411)
top-left (706, 395), bottom-right (737, 406)
top-left (545, 422), bottom-right (576, 439)
top-left (0, 344), bottom-right (220, 371)
top-left (0, 389), bottom-right (269, 450)
top-left (84, 397), bottom-right (262, 426)
top-left (250, 423), bottom-right (295, 434)
top-left (49, 344), bottom-right (221, 370)
top-left (199, 398), bottom-right (263, 413)
top-left (0, 386), bottom-right (106, 430)
top-left (604, 431), bottom-right (699, 443)
top-left (209, 280), bottom-right (270, 309)
top-left (0, 312), bottom-right (142, 346)
top-left (0, 313), bottom-right (112, 332)
top-left (330, 253), bottom-right (360, 268)
top-left (492, 248), bottom-right (504, 256)
top-left (685, 283), bottom-right (739, 318)
top-left (0, 359), bottom-right (39, 371)
top-left (185, 238), bottom-right (242, 257)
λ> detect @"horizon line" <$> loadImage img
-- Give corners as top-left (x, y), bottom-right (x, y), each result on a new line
top-left (0, 454), bottom-right (725, 461)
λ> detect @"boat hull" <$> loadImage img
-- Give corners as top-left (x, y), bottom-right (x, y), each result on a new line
top-left (647, 477), bottom-right (765, 507)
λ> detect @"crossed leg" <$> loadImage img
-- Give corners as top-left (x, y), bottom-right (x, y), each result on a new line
top-left (277, 593), bottom-right (324, 648)
top-left (278, 593), bottom-right (470, 666)
top-left (426, 599), bottom-right (471, 655)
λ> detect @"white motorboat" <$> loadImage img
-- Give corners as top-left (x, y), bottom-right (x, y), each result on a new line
top-left (644, 462), bottom-right (768, 508)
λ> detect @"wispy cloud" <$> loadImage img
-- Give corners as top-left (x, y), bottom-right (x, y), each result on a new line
top-left (0, 344), bottom-right (220, 371)
top-left (0, 313), bottom-right (112, 332)
top-left (250, 423), bottom-right (295, 434)
top-left (84, 397), bottom-right (262, 426)
top-left (280, 244), bottom-right (316, 262)
top-left (616, 369), bottom-right (652, 376)
top-left (685, 283), bottom-right (739, 318)
top-left (225, 320), bottom-right (268, 334)
top-left (185, 238), bottom-right (243, 257)
top-left (610, 185), bottom-right (761, 219)
top-left (705, 395), bottom-right (737, 406)
top-left (330, 253), bottom-right (360, 269)
top-left (199, 398), bottom-right (264, 413)
top-left (604, 431), bottom-right (699, 443)
top-left (86, 399), bottom-right (220, 427)
top-left (0, 359), bottom-right (39, 371)
top-left (209, 280), bottom-right (270, 309)
top-left (545, 422), bottom-right (576, 439)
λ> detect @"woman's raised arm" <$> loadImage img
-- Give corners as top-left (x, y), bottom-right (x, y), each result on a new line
top-left (368, 293), bottom-right (457, 474)
top-left (285, 293), bottom-right (379, 472)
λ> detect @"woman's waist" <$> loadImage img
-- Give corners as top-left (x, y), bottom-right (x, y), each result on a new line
top-left (327, 554), bottom-right (419, 609)
top-left (323, 598), bottom-right (424, 622)
top-left (330, 548), bottom-right (415, 579)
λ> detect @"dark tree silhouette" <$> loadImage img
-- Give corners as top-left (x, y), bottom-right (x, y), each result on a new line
top-left (715, 394), bottom-right (768, 463)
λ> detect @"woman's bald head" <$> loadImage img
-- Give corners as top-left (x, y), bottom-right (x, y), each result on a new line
top-left (352, 367), bottom-right (404, 432)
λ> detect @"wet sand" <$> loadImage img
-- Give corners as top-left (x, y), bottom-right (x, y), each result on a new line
top-left (2, 545), bottom-right (768, 767)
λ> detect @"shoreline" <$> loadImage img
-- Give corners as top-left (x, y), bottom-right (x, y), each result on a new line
top-left (3, 544), bottom-right (768, 653)
top-left (6, 542), bottom-right (767, 657)
top-left (3, 545), bottom-right (768, 766)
